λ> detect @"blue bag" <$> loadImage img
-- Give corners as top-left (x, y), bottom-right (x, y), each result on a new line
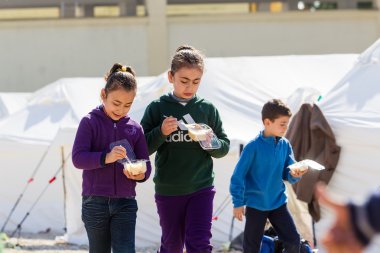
top-left (261, 235), bottom-right (275, 253)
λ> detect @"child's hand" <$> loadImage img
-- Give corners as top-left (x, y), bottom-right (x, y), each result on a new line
top-left (233, 206), bottom-right (245, 221)
top-left (290, 167), bottom-right (308, 178)
top-left (123, 170), bottom-right (145, 181)
top-left (105, 145), bottom-right (126, 164)
top-left (161, 116), bottom-right (178, 136)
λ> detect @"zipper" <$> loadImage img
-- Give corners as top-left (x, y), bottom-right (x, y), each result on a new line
top-left (114, 122), bottom-right (117, 196)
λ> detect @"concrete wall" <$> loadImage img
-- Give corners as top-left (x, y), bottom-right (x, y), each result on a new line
top-left (168, 11), bottom-right (380, 57)
top-left (0, 18), bottom-right (148, 91)
top-left (1, 9), bottom-right (380, 91)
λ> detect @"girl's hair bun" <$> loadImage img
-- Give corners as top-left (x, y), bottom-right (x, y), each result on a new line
top-left (176, 45), bottom-right (195, 53)
top-left (104, 63), bottom-right (137, 93)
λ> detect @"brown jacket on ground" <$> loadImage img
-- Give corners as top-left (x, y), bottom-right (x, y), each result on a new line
top-left (286, 103), bottom-right (341, 221)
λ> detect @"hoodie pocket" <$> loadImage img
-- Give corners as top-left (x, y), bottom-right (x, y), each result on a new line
top-left (92, 166), bottom-right (114, 192)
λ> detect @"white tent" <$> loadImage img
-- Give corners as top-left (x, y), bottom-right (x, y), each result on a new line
top-left (0, 54), bottom-right (358, 248)
top-left (316, 39), bottom-right (380, 252)
top-left (0, 92), bottom-right (30, 119)
top-left (0, 77), bottom-right (156, 239)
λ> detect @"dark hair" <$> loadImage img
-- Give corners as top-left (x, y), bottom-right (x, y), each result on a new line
top-left (261, 99), bottom-right (292, 122)
top-left (170, 45), bottom-right (204, 74)
top-left (104, 63), bottom-right (136, 95)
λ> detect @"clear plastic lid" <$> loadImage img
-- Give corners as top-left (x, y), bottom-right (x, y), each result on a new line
top-left (186, 123), bottom-right (221, 150)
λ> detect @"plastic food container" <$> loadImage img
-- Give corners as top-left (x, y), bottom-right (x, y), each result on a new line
top-left (123, 159), bottom-right (148, 175)
top-left (187, 123), bottom-right (211, 141)
top-left (288, 159), bottom-right (325, 171)
top-left (186, 123), bottom-right (221, 150)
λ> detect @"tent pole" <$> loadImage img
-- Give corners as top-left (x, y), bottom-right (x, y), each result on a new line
top-left (312, 219), bottom-right (317, 247)
top-left (228, 143), bottom-right (245, 241)
top-left (229, 216), bottom-right (235, 242)
top-left (61, 146), bottom-right (68, 233)
top-left (1, 145), bottom-right (51, 233)
top-left (10, 153), bottom-right (71, 238)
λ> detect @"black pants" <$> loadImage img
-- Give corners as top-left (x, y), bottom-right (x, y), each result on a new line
top-left (244, 204), bottom-right (300, 253)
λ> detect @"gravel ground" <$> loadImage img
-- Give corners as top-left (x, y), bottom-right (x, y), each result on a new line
top-left (3, 232), bottom-right (87, 253)
top-left (2, 232), bottom-right (241, 253)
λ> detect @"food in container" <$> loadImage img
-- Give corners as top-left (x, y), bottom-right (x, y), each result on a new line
top-left (123, 159), bottom-right (148, 175)
top-left (185, 123), bottom-right (221, 150)
top-left (186, 123), bottom-right (211, 141)
top-left (288, 159), bottom-right (325, 172)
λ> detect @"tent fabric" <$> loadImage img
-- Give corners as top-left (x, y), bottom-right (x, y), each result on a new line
top-left (285, 103), bottom-right (341, 221)
top-left (0, 92), bottom-right (30, 119)
top-left (315, 38), bottom-right (380, 252)
top-left (0, 54), bottom-right (359, 248)
top-left (198, 55), bottom-right (358, 144)
top-left (0, 77), bottom-right (156, 144)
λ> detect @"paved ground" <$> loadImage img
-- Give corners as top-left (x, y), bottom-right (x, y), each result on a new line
top-left (2, 232), bottom-right (241, 253)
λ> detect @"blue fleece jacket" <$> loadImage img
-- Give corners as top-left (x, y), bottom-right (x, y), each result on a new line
top-left (230, 131), bottom-right (299, 211)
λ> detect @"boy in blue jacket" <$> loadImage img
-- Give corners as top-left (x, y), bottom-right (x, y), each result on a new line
top-left (230, 99), bottom-right (308, 253)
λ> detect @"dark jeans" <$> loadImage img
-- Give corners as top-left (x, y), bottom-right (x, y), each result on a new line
top-left (244, 204), bottom-right (300, 253)
top-left (82, 196), bottom-right (138, 253)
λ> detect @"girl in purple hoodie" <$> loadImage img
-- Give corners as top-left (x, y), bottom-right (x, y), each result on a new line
top-left (72, 63), bottom-right (151, 253)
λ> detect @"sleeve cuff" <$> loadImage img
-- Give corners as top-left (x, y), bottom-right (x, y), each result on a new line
top-left (100, 150), bottom-right (107, 167)
top-left (232, 199), bottom-right (244, 208)
top-left (287, 173), bottom-right (300, 184)
top-left (348, 202), bottom-right (375, 246)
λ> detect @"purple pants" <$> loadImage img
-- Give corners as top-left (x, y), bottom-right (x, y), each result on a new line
top-left (155, 186), bottom-right (216, 253)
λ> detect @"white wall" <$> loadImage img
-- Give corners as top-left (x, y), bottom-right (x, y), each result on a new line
top-left (1, 10), bottom-right (380, 92)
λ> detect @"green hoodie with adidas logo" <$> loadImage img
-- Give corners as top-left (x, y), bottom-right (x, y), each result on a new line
top-left (141, 93), bottom-right (230, 196)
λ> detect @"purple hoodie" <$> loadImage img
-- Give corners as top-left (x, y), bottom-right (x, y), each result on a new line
top-left (72, 106), bottom-right (151, 197)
